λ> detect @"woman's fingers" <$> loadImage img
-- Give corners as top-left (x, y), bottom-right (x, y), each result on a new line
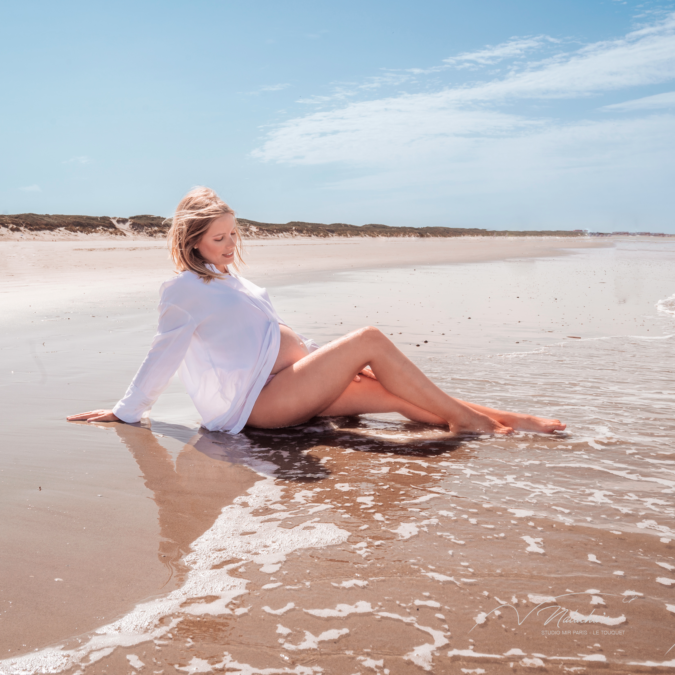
top-left (89, 413), bottom-right (119, 423)
top-left (353, 367), bottom-right (378, 383)
top-left (66, 411), bottom-right (100, 420)
top-left (66, 409), bottom-right (118, 422)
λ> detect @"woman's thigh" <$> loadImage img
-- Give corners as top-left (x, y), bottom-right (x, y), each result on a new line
top-left (247, 330), bottom-right (371, 429)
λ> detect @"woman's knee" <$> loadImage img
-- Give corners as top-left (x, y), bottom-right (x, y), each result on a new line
top-left (354, 325), bottom-right (387, 344)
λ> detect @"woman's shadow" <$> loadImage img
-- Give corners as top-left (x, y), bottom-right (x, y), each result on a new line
top-left (101, 417), bottom-right (465, 584)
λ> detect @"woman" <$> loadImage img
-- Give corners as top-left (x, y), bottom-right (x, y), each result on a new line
top-left (68, 187), bottom-right (565, 436)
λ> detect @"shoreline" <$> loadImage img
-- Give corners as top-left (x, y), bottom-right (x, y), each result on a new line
top-left (1, 235), bottom-right (612, 295)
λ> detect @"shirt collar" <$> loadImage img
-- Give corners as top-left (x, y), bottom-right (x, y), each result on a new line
top-left (205, 263), bottom-right (235, 279)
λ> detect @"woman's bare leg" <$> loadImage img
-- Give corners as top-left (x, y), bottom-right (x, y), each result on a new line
top-left (318, 377), bottom-right (565, 433)
top-left (318, 377), bottom-right (446, 425)
top-left (248, 327), bottom-right (512, 435)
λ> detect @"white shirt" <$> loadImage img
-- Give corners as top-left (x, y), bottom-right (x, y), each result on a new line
top-left (113, 266), bottom-right (318, 433)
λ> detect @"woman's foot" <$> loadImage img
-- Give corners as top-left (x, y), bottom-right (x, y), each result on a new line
top-left (450, 408), bottom-right (513, 436)
top-left (497, 412), bottom-right (566, 433)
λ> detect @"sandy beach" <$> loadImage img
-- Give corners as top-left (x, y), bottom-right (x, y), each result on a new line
top-left (2, 235), bottom-right (675, 674)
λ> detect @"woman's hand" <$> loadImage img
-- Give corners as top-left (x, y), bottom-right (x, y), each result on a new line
top-left (353, 367), bottom-right (377, 383)
top-left (66, 410), bottom-right (120, 423)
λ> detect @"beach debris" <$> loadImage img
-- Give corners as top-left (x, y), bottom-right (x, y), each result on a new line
top-left (567, 335), bottom-right (581, 339)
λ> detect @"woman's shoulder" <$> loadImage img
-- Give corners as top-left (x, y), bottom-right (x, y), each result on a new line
top-left (159, 269), bottom-right (240, 303)
top-left (233, 272), bottom-right (264, 292)
top-left (159, 270), bottom-right (203, 301)
top-left (160, 270), bottom-right (196, 290)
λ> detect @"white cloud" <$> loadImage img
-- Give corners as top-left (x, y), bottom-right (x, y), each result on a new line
top-left (19, 184), bottom-right (41, 192)
top-left (314, 113), bottom-right (675, 231)
top-left (295, 14), bottom-right (675, 107)
top-left (297, 72), bottom-right (415, 105)
top-left (252, 13), bottom-right (675, 231)
top-left (466, 13), bottom-right (675, 101)
top-left (253, 12), bottom-right (675, 167)
top-left (322, 115), bottom-right (675, 193)
top-left (442, 36), bottom-right (554, 69)
top-left (602, 90), bottom-right (675, 111)
top-left (254, 98), bottom-right (539, 165)
top-left (298, 36), bottom-right (556, 103)
top-left (244, 83), bottom-right (291, 96)
top-left (63, 156), bottom-right (91, 165)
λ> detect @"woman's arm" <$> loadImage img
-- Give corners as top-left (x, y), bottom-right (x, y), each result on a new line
top-left (67, 302), bottom-right (196, 424)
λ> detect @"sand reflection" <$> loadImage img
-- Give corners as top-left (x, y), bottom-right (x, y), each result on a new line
top-left (113, 416), bottom-right (466, 583)
top-left (111, 423), bottom-right (259, 584)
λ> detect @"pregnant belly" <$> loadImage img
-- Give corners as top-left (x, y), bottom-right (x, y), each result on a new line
top-left (271, 324), bottom-right (310, 374)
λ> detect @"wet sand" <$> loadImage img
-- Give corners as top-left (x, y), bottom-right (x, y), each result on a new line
top-left (1, 236), bottom-right (675, 674)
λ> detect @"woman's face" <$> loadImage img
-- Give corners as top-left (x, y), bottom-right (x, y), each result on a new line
top-left (195, 214), bottom-right (237, 272)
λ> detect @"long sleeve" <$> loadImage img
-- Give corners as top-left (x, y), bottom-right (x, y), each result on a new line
top-left (113, 302), bottom-right (196, 423)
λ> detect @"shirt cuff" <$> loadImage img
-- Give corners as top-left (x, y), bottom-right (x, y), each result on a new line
top-left (113, 386), bottom-right (153, 424)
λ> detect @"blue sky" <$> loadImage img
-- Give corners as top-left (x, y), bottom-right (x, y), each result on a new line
top-left (2, 0), bottom-right (675, 232)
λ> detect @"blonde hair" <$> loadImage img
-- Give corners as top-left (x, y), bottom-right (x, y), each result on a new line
top-left (168, 186), bottom-right (244, 282)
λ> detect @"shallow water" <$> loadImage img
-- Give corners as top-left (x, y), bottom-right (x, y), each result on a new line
top-left (2, 241), bottom-right (675, 674)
